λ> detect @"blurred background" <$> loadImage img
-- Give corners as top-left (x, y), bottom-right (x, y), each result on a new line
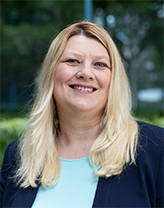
top-left (0, 0), bottom-right (164, 165)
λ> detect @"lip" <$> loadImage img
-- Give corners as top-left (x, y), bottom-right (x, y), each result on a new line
top-left (69, 83), bottom-right (97, 94)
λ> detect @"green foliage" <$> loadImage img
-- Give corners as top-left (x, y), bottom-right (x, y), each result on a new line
top-left (1, 23), bottom-right (59, 74)
top-left (1, 1), bottom-right (163, 108)
top-left (1, 23), bottom-right (59, 103)
top-left (1, 0), bottom-right (84, 27)
top-left (134, 109), bottom-right (164, 128)
top-left (1, 0), bottom-right (84, 104)
top-left (136, 116), bottom-right (164, 128)
top-left (0, 115), bottom-right (27, 167)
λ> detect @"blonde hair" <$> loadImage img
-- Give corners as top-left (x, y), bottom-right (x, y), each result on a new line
top-left (16, 21), bottom-right (138, 188)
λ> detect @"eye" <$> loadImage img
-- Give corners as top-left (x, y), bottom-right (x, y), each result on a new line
top-left (95, 62), bottom-right (108, 68)
top-left (65, 59), bottom-right (79, 64)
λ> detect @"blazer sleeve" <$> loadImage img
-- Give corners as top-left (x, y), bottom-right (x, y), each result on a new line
top-left (156, 140), bottom-right (164, 207)
top-left (93, 121), bottom-right (164, 207)
top-left (0, 140), bottom-right (40, 208)
top-left (137, 121), bottom-right (164, 207)
top-left (0, 140), bottom-right (19, 206)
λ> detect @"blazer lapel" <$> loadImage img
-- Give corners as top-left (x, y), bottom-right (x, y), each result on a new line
top-left (92, 177), bottom-right (113, 208)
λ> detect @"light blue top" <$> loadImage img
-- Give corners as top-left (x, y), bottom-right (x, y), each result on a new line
top-left (32, 157), bottom-right (98, 208)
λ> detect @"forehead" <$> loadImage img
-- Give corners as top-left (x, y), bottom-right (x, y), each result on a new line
top-left (62, 35), bottom-right (109, 57)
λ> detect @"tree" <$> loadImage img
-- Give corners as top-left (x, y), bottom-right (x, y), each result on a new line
top-left (93, 0), bottom-right (163, 109)
top-left (1, 0), bottom-right (84, 105)
top-left (1, 0), bottom-right (163, 110)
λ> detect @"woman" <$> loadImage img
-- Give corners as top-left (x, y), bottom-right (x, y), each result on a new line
top-left (0, 21), bottom-right (163, 207)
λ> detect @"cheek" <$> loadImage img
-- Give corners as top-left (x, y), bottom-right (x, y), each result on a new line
top-left (54, 65), bottom-right (71, 85)
top-left (53, 65), bottom-right (74, 99)
top-left (99, 71), bottom-right (112, 90)
top-left (54, 66), bottom-right (65, 83)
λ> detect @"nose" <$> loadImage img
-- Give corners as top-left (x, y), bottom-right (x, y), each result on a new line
top-left (76, 62), bottom-right (95, 80)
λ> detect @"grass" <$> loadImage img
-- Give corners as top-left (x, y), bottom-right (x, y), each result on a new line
top-left (0, 109), bottom-right (163, 167)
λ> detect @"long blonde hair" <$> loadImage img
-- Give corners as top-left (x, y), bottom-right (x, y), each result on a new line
top-left (16, 21), bottom-right (138, 188)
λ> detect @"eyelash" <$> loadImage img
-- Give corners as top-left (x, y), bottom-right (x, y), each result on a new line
top-left (65, 59), bottom-right (79, 64)
top-left (95, 62), bottom-right (108, 68)
top-left (65, 59), bottom-right (109, 69)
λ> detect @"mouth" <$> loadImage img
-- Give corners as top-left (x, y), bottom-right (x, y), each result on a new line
top-left (69, 85), bottom-right (97, 92)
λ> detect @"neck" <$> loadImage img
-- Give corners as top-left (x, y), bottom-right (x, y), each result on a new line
top-left (56, 109), bottom-right (103, 159)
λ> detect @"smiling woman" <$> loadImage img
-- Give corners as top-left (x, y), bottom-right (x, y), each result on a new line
top-left (53, 35), bottom-right (111, 117)
top-left (0, 21), bottom-right (163, 208)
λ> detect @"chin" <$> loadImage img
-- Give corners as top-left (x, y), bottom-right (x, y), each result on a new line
top-left (70, 102), bottom-right (94, 112)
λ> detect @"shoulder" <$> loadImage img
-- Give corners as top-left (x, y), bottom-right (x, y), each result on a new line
top-left (136, 121), bottom-right (163, 175)
top-left (136, 121), bottom-right (164, 205)
top-left (137, 120), bottom-right (163, 136)
top-left (137, 120), bottom-right (163, 150)
top-left (0, 139), bottom-right (21, 207)
top-left (0, 139), bottom-right (40, 208)
top-left (3, 139), bottom-right (20, 162)
top-left (1, 139), bottom-right (20, 178)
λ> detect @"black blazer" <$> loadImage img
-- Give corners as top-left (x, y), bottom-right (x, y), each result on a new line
top-left (0, 121), bottom-right (163, 207)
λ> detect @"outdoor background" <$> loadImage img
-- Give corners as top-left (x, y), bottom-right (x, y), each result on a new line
top-left (0, 0), bottom-right (164, 166)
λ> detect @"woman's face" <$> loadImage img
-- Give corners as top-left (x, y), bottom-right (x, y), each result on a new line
top-left (53, 35), bottom-right (112, 116)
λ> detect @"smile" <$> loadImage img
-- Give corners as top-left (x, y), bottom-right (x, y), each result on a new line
top-left (74, 86), bottom-right (93, 92)
top-left (70, 85), bottom-right (96, 92)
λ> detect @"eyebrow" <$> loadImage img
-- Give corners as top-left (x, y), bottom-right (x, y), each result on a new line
top-left (63, 51), bottom-right (110, 61)
top-left (62, 51), bottom-right (82, 58)
top-left (93, 55), bottom-right (110, 61)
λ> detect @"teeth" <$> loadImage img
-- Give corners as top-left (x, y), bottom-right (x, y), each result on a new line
top-left (74, 86), bottom-right (93, 92)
